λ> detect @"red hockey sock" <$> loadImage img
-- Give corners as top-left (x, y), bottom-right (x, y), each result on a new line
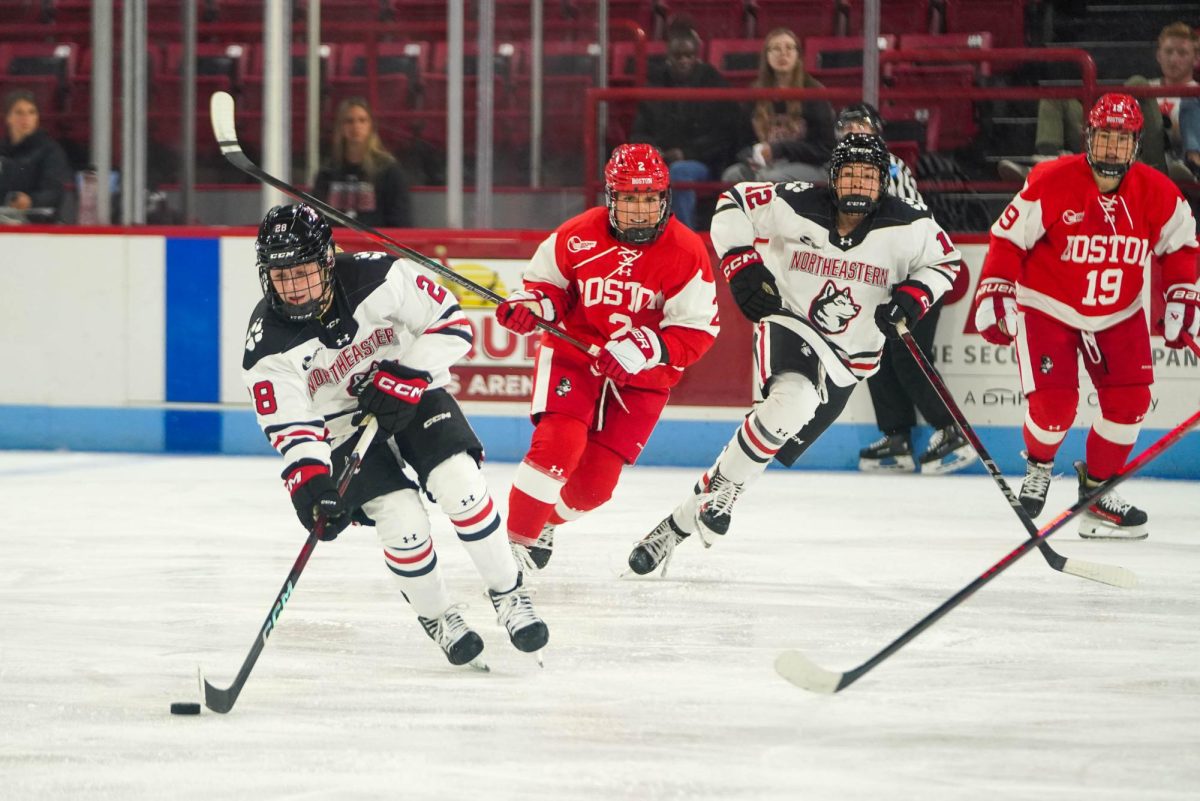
top-left (1023, 388), bottom-right (1076, 463)
top-left (558, 442), bottom-right (626, 518)
top-left (507, 413), bottom-right (588, 544)
top-left (1086, 385), bottom-right (1150, 480)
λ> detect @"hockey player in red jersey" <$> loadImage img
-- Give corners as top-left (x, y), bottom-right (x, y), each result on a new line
top-left (974, 92), bottom-right (1200, 539)
top-left (494, 143), bottom-right (719, 570)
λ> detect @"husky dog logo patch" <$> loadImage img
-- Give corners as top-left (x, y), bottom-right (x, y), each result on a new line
top-left (808, 280), bottom-right (861, 335)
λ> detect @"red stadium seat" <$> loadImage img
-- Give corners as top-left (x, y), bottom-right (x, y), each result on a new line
top-left (746, 0), bottom-right (838, 39)
top-left (336, 41), bottom-right (429, 111)
top-left (609, 40), bottom-right (669, 84)
top-left (804, 35), bottom-right (895, 87)
top-left (840, 0), bottom-right (932, 35)
top-left (242, 43), bottom-right (336, 116)
top-left (898, 32), bottom-right (994, 78)
top-left (0, 42), bottom-right (78, 114)
top-left (941, 0), bottom-right (1027, 49)
top-left (708, 38), bottom-right (762, 83)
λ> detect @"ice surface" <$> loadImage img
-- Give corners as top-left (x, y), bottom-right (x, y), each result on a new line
top-left (1, 452), bottom-right (1197, 800)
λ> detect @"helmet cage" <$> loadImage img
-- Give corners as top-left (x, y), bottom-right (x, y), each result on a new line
top-left (828, 133), bottom-right (890, 214)
top-left (604, 143), bottom-right (672, 244)
top-left (255, 204), bottom-right (337, 322)
top-left (1085, 93), bottom-right (1143, 179)
top-left (606, 186), bottom-right (672, 245)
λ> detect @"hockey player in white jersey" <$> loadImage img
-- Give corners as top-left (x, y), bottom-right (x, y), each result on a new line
top-left (628, 134), bottom-right (962, 575)
top-left (243, 203), bottom-right (547, 666)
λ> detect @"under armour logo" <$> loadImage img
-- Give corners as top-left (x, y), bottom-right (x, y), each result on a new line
top-left (460, 494), bottom-right (476, 508)
top-left (839, 236), bottom-right (852, 246)
top-left (548, 465), bottom-right (564, 477)
top-left (335, 333), bottom-right (351, 347)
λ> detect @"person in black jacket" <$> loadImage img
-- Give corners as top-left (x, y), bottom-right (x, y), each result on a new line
top-left (312, 97), bottom-right (411, 228)
top-left (631, 26), bottom-right (741, 230)
top-left (0, 90), bottom-right (71, 223)
top-left (722, 29), bottom-right (835, 185)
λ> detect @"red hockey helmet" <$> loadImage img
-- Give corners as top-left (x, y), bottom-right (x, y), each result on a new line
top-left (604, 143), bottom-right (672, 244)
top-left (1085, 93), bottom-right (1143, 179)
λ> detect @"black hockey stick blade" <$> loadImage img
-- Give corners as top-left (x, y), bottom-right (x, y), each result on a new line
top-left (208, 91), bottom-right (599, 357)
top-left (200, 417), bottom-right (379, 713)
top-left (776, 408), bottom-right (1199, 693)
top-left (895, 320), bottom-right (1135, 589)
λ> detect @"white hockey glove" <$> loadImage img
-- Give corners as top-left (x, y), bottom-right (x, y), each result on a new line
top-left (973, 278), bottom-right (1018, 345)
top-left (1163, 283), bottom-right (1200, 349)
top-left (596, 326), bottom-right (664, 383)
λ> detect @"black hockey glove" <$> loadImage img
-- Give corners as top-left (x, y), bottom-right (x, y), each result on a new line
top-left (284, 460), bottom-right (350, 540)
top-left (355, 361), bottom-right (432, 434)
top-left (875, 281), bottom-right (932, 338)
top-left (722, 248), bottom-right (782, 322)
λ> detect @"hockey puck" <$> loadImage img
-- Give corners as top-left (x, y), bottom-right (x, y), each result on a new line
top-left (170, 702), bottom-right (201, 715)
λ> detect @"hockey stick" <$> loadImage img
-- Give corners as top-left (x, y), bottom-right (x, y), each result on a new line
top-left (208, 90), bottom-right (600, 358)
top-left (200, 416), bottom-right (380, 714)
top-left (895, 319), bottom-right (1135, 589)
top-left (775, 407), bottom-right (1200, 693)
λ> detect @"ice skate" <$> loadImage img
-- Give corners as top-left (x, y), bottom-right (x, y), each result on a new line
top-left (626, 515), bottom-right (690, 577)
top-left (1075, 461), bottom-right (1149, 540)
top-left (418, 608), bottom-right (488, 670)
top-left (1018, 453), bottom-right (1053, 517)
top-left (511, 523), bottom-right (555, 572)
top-left (695, 467), bottom-right (744, 546)
top-left (489, 573), bottom-right (549, 661)
top-left (858, 433), bottom-right (915, 472)
top-left (919, 426), bottom-right (975, 475)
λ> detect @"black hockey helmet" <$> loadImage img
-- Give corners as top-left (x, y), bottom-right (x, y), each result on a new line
top-left (828, 133), bottom-right (889, 215)
top-left (255, 203), bottom-right (336, 322)
top-left (835, 102), bottom-right (884, 139)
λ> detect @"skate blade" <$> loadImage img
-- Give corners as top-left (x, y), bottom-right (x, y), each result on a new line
top-left (1078, 524), bottom-right (1149, 540)
top-left (466, 658), bottom-right (491, 672)
top-left (858, 457), bottom-right (916, 473)
top-left (919, 450), bottom-right (975, 475)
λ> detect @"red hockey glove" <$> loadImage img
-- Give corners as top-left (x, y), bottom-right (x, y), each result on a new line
top-left (1163, 283), bottom-right (1200, 349)
top-left (721, 248), bottom-right (781, 322)
top-left (283, 460), bottom-right (349, 540)
top-left (973, 278), bottom-right (1018, 346)
top-left (355, 361), bottom-right (431, 434)
top-left (875, 280), bottom-right (933, 337)
top-left (595, 325), bottom-right (664, 383)
top-left (495, 290), bottom-right (556, 335)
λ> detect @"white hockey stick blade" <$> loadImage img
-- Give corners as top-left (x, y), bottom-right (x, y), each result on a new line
top-left (209, 91), bottom-right (239, 152)
top-left (1060, 558), bottom-right (1137, 589)
top-left (774, 650), bottom-right (846, 694)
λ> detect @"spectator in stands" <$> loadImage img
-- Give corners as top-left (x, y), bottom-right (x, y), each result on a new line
top-left (0, 89), bottom-right (70, 223)
top-left (631, 25), bottom-right (742, 230)
top-left (998, 22), bottom-right (1199, 183)
top-left (722, 28), bottom-right (834, 185)
top-left (312, 97), bottom-right (412, 228)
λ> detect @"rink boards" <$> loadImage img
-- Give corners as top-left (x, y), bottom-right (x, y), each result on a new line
top-left (1, 227), bottom-right (1197, 477)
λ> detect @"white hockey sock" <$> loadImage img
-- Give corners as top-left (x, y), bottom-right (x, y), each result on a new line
top-left (427, 453), bottom-right (518, 592)
top-left (363, 490), bottom-right (451, 619)
top-left (716, 372), bottom-right (820, 484)
top-left (448, 493), bottom-right (518, 591)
